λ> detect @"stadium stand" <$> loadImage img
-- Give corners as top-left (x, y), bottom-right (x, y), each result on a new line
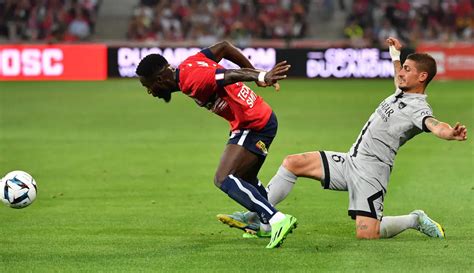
top-left (0, 0), bottom-right (471, 47)
top-left (344, 0), bottom-right (473, 47)
top-left (0, 0), bottom-right (101, 42)
top-left (125, 0), bottom-right (310, 46)
top-left (123, 0), bottom-right (472, 47)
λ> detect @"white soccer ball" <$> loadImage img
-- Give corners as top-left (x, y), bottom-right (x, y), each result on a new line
top-left (1, 170), bottom-right (37, 209)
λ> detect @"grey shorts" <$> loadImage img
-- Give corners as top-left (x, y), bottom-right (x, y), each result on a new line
top-left (319, 151), bottom-right (391, 220)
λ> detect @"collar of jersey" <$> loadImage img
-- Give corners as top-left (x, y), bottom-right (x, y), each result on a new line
top-left (402, 92), bottom-right (427, 98)
top-left (395, 88), bottom-right (427, 98)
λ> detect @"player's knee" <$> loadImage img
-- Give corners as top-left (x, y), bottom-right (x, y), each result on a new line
top-left (214, 175), bottom-right (223, 188)
top-left (355, 216), bottom-right (381, 239)
top-left (356, 221), bottom-right (380, 240)
top-left (356, 230), bottom-right (380, 239)
top-left (282, 154), bottom-right (305, 176)
top-left (213, 173), bottom-right (227, 188)
top-left (281, 154), bottom-right (297, 169)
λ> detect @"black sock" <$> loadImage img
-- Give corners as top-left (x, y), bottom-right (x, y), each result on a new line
top-left (220, 175), bottom-right (276, 223)
top-left (254, 179), bottom-right (268, 200)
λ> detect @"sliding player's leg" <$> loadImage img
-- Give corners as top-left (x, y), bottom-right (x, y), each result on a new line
top-left (219, 151), bottom-right (325, 238)
top-left (267, 151), bottom-right (325, 205)
top-left (380, 210), bottom-right (445, 238)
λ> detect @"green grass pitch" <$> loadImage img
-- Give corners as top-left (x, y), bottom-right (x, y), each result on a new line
top-left (0, 79), bottom-right (473, 272)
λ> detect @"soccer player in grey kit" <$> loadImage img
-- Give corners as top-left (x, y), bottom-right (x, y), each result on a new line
top-left (219, 37), bottom-right (468, 239)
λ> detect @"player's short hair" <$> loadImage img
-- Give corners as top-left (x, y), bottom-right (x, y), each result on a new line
top-left (406, 53), bottom-right (437, 86)
top-left (136, 54), bottom-right (168, 78)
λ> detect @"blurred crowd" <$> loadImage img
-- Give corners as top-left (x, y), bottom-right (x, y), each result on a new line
top-left (0, 0), bottom-right (101, 42)
top-left (1, 0), bottom-right (472, 47)
top-left (127, 0), bottom-right (309, 46)
top-left (344, 0), bottom-right (474, 47)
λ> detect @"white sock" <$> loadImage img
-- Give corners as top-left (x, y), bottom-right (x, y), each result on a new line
top-left (267, 166), bottom-right (297, 206)
top-left (380, 214), bottom-right (418, 238)
top-left (269, 211), bottom-right (286, 225)
top-left (260, 223), bottom-right (271, 232)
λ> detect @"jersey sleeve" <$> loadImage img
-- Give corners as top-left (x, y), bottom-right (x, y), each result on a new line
top-left (409, 102), bottom-right (434, 132)
top-left (200, 48), bottom-right (218, 62)
top-left (179, 52), bottom-right (227, 106)
top-left (185, 66), bottom-right (226, 91)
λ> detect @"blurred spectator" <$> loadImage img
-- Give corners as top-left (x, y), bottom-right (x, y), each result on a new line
top-left (126, 0), bottom-right (310, 44)
top-left (2, 0), bottom-right (470, 45)
top-left (344, 18), bottom-right (364, 42)
top-left (345, 0), bottom-right (474, 47)
top-left (377, 19), bottom-right (398, 45)
top-left (67, 4), bottom-right (91, 40)
top-left (0, 0), bottom-right (101, 42)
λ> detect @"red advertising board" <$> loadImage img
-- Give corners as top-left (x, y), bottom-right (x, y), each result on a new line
top-left (0, 44), bottom-right (107, 81)
top-left (417, 43), bottom-right (474, 80)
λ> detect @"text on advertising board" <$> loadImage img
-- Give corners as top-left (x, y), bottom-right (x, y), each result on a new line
top-left (0, 48), bottom-right (63, 76)
top-left (0, 44), bottom-right (107, 80)
top-left (117, 47), bottom-right (276, 77)
top-left (307, 48), bottom-right (394, 78)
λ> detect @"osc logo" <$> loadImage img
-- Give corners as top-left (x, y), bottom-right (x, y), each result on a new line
top-left (0, 48), bottom-right (64, 76)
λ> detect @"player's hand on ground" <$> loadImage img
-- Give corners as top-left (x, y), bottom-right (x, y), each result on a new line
top-left (451, 122), bottom-right (468, 141)
top-left (261, 61), bottom-right (291, 91)
top-left (386, 37), bottom-right (402, 50)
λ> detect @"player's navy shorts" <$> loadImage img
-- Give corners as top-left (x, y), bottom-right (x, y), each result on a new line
top-left (227, 112), bottom-right (277, 157)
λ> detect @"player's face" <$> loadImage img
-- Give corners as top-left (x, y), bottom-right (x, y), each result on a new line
top-left (398, 59), bottom-right (428, 92)
top-left (139, 65), bottom-right (176, 102)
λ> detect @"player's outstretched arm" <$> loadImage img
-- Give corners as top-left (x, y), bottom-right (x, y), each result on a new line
top-left (386, 37), bottom-right (402, 88)
top-left (208, 40), bottom-right (288, 89)
top-left (222, 61), bottom-right (290, 91)
top-left (425, 117), bottom-right (468, 141)
top-left (208, 40), bottom-right (254, 69)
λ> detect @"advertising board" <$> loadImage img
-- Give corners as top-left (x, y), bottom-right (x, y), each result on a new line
top-left (0, 44), bottom-right (107, 81)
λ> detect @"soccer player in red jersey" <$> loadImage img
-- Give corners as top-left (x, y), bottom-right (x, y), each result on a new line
top-left (136, 41), bottom-right (297, 248)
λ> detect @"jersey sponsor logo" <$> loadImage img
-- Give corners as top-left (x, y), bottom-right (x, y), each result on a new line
top-left (237, 85), bottom-right (257, 108)
top-left (256, 140), bottom-right (268, 155)
top-left (376, 100), bottom-right (395, 122)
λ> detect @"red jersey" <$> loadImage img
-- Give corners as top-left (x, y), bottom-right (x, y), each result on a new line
top-left (177, 50), bottom-right (273, 131)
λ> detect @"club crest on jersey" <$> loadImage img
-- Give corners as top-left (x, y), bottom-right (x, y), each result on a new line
top-left (256, 140), bottom-right (268, 155)
top-left (398, 102), bottom-right (407, 109)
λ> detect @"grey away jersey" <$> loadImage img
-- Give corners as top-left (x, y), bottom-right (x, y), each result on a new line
top-left (348, 88), bottom-right (433, 167)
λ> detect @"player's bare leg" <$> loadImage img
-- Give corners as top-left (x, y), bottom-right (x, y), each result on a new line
top-left (214, 144), bottom-right (268, 199)
top-left (357, 213), bottom-right (445, 239)
top-left (267, 152), bottom-right (440, 239)
top-left (214, 144), bottom-right (261, 187)
top-left (267, 152), bottom-right (323, 205)
top-left (222, 151), bottom-right (322, 236)
top-left (355, 216), bottom-right (381, 239)
top-left (215, 144), bottom-right (269, 235)
top-left (215, 144), bottom-right (297, 248)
